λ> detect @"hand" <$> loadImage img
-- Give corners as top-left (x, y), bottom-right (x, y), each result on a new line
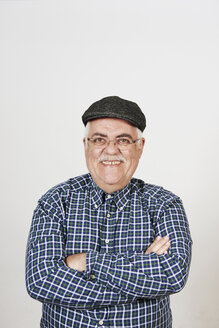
top-left (65, 253), bottom-right (87, 272)
top-left (145, 236), bottom-right (170, 255)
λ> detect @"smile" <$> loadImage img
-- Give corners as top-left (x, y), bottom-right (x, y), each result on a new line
top-left (101, 161), bottom-right (122, 165)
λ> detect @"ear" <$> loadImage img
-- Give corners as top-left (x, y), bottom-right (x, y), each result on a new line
top-left (139, 137), bottom-right (145, 156)
top-left (83, 137), bottom-right (87, 150)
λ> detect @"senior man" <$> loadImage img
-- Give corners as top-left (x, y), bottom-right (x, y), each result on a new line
top-left (26, 96), bottom-right (192, 328)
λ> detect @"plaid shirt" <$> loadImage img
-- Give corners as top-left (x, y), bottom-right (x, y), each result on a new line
top-left (26, 173), bottom-right (192, 328)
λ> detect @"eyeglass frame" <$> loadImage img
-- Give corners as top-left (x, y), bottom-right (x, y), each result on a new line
top-left (86, 136), bottom-right (142, 148)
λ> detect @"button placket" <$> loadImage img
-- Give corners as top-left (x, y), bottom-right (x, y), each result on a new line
top-left (105, 210), bottom-right (111, 247)
top-left (100, 198), bottom-right (117, 251)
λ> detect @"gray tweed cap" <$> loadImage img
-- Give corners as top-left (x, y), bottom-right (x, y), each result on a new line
top-left (82, 96), bottom-right (146, 132)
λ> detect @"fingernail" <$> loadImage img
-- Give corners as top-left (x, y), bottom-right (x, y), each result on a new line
top-left (164, 235), bottom-right (169, 240)
top-left (156, 236), bottom-right (162, 240)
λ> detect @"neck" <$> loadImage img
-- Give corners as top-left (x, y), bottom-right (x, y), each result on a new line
top-left (92, 177), bottom-right (130, 194)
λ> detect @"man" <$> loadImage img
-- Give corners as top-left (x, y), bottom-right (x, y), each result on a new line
top-left (26, 96), bottom-right (192, 328)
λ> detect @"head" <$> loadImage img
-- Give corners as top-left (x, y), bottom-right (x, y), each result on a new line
top-left (82, 96), bottom-right (146, 193)
top-left (83, 118), bottom-right (145, 193)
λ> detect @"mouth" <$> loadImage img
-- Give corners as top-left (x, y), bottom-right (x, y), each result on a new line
top-left (101, 160), bottom-right (122, 166)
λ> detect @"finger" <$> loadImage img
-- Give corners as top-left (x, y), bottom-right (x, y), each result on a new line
top-left (156, 241), bottom-right (170, 255)
top-left (145, 236), bottom-right (162, 254)
top-left (145, 236), bottom-right (169, 254)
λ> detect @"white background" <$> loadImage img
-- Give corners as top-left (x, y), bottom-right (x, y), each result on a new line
top-left (0, 0), bottom-right (218, 327)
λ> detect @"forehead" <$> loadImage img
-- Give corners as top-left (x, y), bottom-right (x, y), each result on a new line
top-left (88, 118), bottom-right (138, 137)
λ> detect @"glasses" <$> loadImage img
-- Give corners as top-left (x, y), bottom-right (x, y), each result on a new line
top-left (87, 137), bottom-right (141, 149)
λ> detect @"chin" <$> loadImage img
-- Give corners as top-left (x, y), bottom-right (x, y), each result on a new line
top-left (99, 171), bottom-right (123, 184)
top-left (103, 179), bottom-right (121, 187)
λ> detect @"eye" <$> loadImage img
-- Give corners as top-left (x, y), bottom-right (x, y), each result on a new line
top-left (117, 138), bottom-right (131, 145)
top-left (93, 137), bottom-right (106, 145)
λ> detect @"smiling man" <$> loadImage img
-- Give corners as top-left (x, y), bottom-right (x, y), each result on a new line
top-left (84, 117), bottom-right (144, 193)
top-left (26, 96), bottom-right (192, 328)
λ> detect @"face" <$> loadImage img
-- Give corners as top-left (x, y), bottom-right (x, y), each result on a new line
top-left (83, 118), bottom-right (145, 193)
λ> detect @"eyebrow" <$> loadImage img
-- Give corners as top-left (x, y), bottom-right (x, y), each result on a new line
top-left (90, 132), bottom-right (133, 140)
top-left (90, 133), bottom-right (107, 138)
top-left (116, 133), bottom-right (133, 139)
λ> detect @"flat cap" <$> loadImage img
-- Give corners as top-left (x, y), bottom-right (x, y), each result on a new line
top-left (82, 96), bottom-right (146, 132)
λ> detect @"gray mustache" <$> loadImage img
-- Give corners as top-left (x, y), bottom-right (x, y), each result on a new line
top-left (98, 155), bottom-right (126, 163)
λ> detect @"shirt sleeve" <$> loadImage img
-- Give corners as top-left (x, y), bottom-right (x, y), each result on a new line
top-left (25, 200), bottom-right (136, 309)
top-left (86, 197), bottom-right (192, 298)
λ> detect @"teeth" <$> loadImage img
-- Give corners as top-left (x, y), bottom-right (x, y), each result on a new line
top-left (102, 161), bottom-right (121, 165)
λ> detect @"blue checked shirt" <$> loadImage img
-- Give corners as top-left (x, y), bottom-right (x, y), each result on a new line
top-left (26, 174), bottom-right (192, 328)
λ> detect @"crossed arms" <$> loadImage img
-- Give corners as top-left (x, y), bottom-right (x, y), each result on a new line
top-left (26, 195), bottom-right (192, 309)
top-left (66, 236), bottom-right (171, 271)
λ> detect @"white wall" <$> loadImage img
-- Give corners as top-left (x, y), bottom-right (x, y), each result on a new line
top-left (0, 0), bottom-right (218, 327)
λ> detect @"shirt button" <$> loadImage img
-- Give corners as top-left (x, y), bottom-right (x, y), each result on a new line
top-left (105, 239), bottom-right (109, 244)
top-left (106, 213), bottom-right (110, 218)
top-left (107, 194), bottom-right (112, 199)
top-left (99, 320), bottom-right (104, 326)
top-left (94, 204), bottom-right (98, 209)
top-left (90, 274), bottom-right (95, 280)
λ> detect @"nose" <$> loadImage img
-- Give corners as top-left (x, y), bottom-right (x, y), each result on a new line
top-left (104, 140), bottom-right (120, 154)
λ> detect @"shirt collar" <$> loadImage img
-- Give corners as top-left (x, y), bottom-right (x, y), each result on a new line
top-left (88, 174), bottom-right (132, 211)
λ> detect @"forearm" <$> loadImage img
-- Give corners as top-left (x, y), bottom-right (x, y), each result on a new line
top-left (26, 246), bottom-right (135, 309)
top-left (86, 245), bottom-right (191, 298)
top-left (85, 200), bottom-right (192, 299)
top-left (26, 206), bottom-right (135, 309)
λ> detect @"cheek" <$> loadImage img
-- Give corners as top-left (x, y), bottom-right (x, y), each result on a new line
top-left (127, 151), bottom-right (141, 169)
top-left (86, 148), bottom-right (101, 165)
top-left (126, 150), bottom-right (139, 163)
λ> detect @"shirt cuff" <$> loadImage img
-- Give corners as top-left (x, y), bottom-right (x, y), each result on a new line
top-left (83, 250), bottom-right (99, 280)
top-left (85, 251), bottom-right (112, 283)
